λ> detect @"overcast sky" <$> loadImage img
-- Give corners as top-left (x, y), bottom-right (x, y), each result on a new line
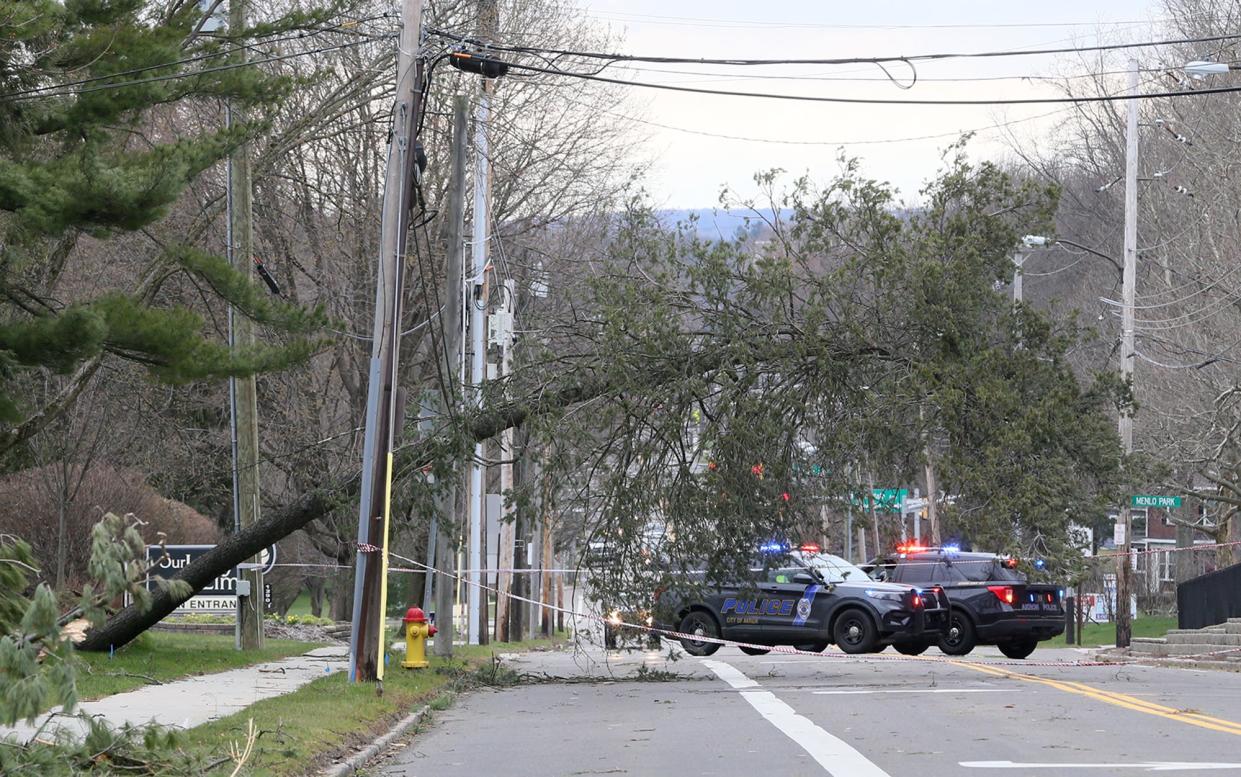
top-left (571, 1), bottom-right (1168, 208)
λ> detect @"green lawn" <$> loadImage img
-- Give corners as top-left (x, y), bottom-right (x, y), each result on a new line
top-left (70, 631), bottom-right (321, 705)
top-left (1042, 616), bottom-right (1177, 647)
top-left (180, 636), bottom-right (565, 776)
top-left (284, 592), bottom-right (314, 617)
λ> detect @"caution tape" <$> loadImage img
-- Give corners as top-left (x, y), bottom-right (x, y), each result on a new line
top-left (388, 552), bottom-right (1139, 669)
top-left (855, 539), bottom-right (1241, 569)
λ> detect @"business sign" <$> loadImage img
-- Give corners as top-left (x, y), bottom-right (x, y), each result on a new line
top-left (239, 545), bottom-right (278, 575)
top-left (1132, 495), bottom-right (1182, 509)
top-left (146, 544), bottom-right (239, 613)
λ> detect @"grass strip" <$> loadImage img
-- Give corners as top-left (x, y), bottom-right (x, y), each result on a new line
top-left (69, 631), bottom-right (322, 706)
top-left (1041, 616), bottom-right (1176, 647)
top-left (181, 636), bottom-right (565, 776)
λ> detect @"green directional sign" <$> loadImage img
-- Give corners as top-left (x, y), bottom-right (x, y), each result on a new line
top-left (1131, 494), bottom-right (1182, 509)
top-left (870, 488), bottom-right (909, 513)
top-left (846, 488), bottom-right (909, 513)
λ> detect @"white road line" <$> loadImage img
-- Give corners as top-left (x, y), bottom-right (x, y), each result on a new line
top-left (702, 659), bottom-right (892, 777)
top-left (961, 762), bottom-right (1241, 771)
top-left (701, 660), bottom-right (759, 689)
top-left (812, 688), bottom-right (1008, 695)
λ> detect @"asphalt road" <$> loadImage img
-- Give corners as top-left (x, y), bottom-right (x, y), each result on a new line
top-left (375, 641), bottom-right (1241, 777)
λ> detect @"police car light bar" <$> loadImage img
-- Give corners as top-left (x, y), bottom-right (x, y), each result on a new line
top-left (799, 543), bottom-right (820, 554)
top-left (759, 542), bottom-right (788, 553)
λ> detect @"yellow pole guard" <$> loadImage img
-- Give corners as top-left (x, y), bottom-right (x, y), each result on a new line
top-left (376, 450), bottom-right (394, 680)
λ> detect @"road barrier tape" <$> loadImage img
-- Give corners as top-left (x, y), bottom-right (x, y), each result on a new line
top-left (267, 562), bottom-right (576, 574)
top-left (856, 539), bottom-right (1241, 569)
top-left (388, 552), bottom-right (1132, 669)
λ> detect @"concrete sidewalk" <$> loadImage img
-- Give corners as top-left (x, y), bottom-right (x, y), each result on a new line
top-left (1, 645), bottom-right (348, 743)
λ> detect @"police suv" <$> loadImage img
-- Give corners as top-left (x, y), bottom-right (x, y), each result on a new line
top-left (654, 544), bottom-right (950, 656)
top-left (867, 545), bottom-right (1065, 659)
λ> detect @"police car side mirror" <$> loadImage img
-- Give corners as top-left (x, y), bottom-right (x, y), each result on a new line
top-left (792, 572), bottom-right (816, 585)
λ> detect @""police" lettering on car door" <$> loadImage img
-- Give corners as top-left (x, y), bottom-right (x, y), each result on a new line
top-left (721, 598), bottom-right (795, 616)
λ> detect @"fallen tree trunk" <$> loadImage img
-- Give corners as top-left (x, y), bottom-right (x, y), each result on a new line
top-left (77, 489), bottom-right (344, 651)
top-left (76, 370), bottom-right (617, 652)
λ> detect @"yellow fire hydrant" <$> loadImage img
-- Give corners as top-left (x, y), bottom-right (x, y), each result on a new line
top-left (401, 607), bottom-right (437, 669)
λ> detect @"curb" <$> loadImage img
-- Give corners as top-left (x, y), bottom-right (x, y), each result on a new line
top-left (320, 704), bottom-right (432, 777)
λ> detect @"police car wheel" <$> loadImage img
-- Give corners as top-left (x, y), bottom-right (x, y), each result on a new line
top-left (998, 639), bottom-right (1037, 660)
top-left (895, 642), bottom-right (929, 656)
top-left (678, 611), bottom-right (721, 657)
top-left (832, 608), bottom-right (878, 654)
top-left (739, 646), bottom-right (770, 656)
top-left (937, 611), bottom-right (977, 656)
top-left (795, 642), bottom-right (828, 653)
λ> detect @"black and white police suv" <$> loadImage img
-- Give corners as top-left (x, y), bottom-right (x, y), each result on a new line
top-left (653, 544), bottom-right (949, 656)
top-left (867, 545), bottom-right (1065, 659)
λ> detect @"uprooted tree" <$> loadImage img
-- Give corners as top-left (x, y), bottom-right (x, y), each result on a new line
top-left (81, 150), bottom-right (1127, 651)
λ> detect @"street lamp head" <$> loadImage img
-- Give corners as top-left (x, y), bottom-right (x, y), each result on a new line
top-left (1022, 235), bottom-right (1050, 249)
top-left (1185, 60), bottom-right (1232, 79)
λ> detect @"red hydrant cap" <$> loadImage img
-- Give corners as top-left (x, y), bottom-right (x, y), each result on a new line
top-left (428, 624), bottom-right (438, 636)
top-left (404, 607), bottom-right (427, 624)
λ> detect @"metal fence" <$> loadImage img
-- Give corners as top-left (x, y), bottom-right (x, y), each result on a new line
top-left (1177, 561), bottom-right (1241, 629)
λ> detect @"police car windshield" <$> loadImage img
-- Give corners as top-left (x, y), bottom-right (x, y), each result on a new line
top-left (797, 552), bottom-right (869, 583)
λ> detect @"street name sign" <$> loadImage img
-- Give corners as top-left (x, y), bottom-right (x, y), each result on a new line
top-left (1131, 495), bottom-right (1182, 509)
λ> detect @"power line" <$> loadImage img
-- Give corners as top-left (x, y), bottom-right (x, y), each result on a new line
top-left (480, 57), bottom-right (1241, 107)
top-left (579, 10), bottom-right (1192, 32)
top-left (611, 63), bottom-right (1144, 85)
top-left (560, 93), bottom-right (1072, 146)
top-left (5, 35), bottom-right (393, 102)
top-left (0, 17), bottom-right (396, 101)
top-left (430, 28), bottom-right (1241, 68)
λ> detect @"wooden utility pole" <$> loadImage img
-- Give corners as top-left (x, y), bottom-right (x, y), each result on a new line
top-left (432, 94), bottom-right (470, 658)
top-left (495, 281), bottom-right (516, 642)
top-left (923, 453), bottom-right (941, 545)
top-left (228, 0), bottom-right (263, 652)
top-left (348, 0), bottom-right (424, 683)
top-left (539, 464), bottom-right (555, 637)
top-left (1116, 58), bottom-right (1139, 649)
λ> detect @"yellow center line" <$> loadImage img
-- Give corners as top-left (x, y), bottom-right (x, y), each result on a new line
top-left (951, 661), bottom-right (1241, 737)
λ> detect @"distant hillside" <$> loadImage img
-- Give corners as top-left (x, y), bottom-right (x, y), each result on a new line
top-left (655, 208), bottom-right (792, 240)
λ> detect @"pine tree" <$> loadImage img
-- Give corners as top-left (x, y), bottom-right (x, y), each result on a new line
top-left (0, 0), bottom-right (326, 448)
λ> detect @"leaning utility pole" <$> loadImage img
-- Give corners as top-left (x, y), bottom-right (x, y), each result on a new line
top-left (1116, 58), bottom-right (1140, 649)
top-left (228, 0), bottom-right (263, 652)
top-left (432, 94), bottom-right (470, 658)
top-left (466, 0), bottom-right (499, 646)
top-left (349, 0), bottom-right (424, 683)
